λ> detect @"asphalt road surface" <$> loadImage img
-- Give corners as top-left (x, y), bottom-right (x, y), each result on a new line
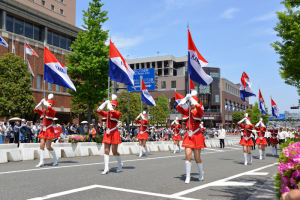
top-left (0, 144), bottom-right (278, 200)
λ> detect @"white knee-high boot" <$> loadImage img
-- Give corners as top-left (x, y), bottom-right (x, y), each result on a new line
top-left (197, 163), bottom-right (204, 181)
top-left (243, 152), bottom-right (248, 165)
top-left (144, 146), bottom-right (149, 156)
top-left (114, 156), bottom-right (122, 173)
top-left (36, 149), bottom-right (44, 167)
top-left (272, 147), bottom-right (275, 156)
top-left (139, 146), bottom-right (143, 157)
top-left (185, 161), bottom-right (191, 184)
top-left (248, 153), bottom-right (252, 164)
top-left (263, 150), bottom-right (266, 159)
top-left (178, 144), bottom-right (181, 152)
top-left (102, 154), bottom-right (109, 174)
top-left (173, 144), bottom-right (177, 154)
top-left (274, 147), bottom-right (277, 155)
top-left (259, 149), bottom-right (262, 160)
top-left (50, 150), bottom-right (58, 166)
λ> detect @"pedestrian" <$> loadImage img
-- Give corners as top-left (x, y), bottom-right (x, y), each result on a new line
top-left (136, 111), bottom-right (150, 157)
top-left (176, 92), bottom-right (206, 184)
top-left (88, 123), bottom-right (97, 142)
top-left (278, 127), bottom-right (286, 144)
top-left (255, 118), bottom-right (267, 160)
top-left (237, 113), bottom-right (254, 166)
top-left (171, 117), bottom-right (182, 153)
top-left (34, 94), bottom-right (59, 167)
top-left (97, 94), bottom-right (122, 174)
top-left (217, 124), bottom-right (226, 148)
top-left (13, 121), bottom-right (21, 146)
top-left (269, 126), bottom-right (279, 156)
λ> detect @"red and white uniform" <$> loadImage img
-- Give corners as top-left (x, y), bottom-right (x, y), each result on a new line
top-left (136, 117), bottom-right (149, 140)
top-left (177, 104), bottom-right (206, 149)
top-left (238, 123), bottom-right (254, 146)
top-left (172, 122), bottom-right (182, 141)
top-left (269, 129), bottom-right (279, 144)
top-left (97, 109), bottom-right (122, 144)
top-left (34, 104), bottom-right (59, 140)
top-left (255, 127), bottom-right (268, 145)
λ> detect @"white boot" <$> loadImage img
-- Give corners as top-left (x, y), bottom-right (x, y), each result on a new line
top-left (259, 149), bottom-right (262, 160)
top-left (185, 161), bottom-right (191, 184)
top-left (144, 146), bottom-right (149, 156)
top-left (178, 145), bottom-right (181, 152)
top-left (139, 146), bottom-right (143, 157)
top-left (50, 150), bottom-right (58, 166)
top-left (275, 147), bottom-right (277, 156)
top-left (243, 152), bottom-right (248, 165)
top-left (197, 163), bottom-right (204, 181)
top-left (36, 149), bottom-right (44, 167)
top-left (263, 150), bottom-right (266, 159)
top-left (173, 144), bottom-right (177, 154)
top-left (115, 156), bottom-right (123, 173)
top-left (272, 147), bottom-right (275, 156)
top-left (102, 154), bottom-right (109, 175)
top-left (249, 153), bottom-right (252, 164)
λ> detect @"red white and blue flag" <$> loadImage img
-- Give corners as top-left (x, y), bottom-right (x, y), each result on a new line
top-left (109, 40), bottom-right (134, 86)
top-left (258, 89), bottom-right (266, 115)
top-left (175, 91), bottom-right (188, 110)
top-left (187, 29), bottom-right (213, 85)
top-left (141, 79), bottom-right (156, 106)
top-left (271, 98), bottom-right (279, 118)
top-left (27, 59), bottom-right (34, 77)
top-left (44, 46), bottom-right (76, 91)
top-left (25, 43), bottom-right (39, 57)
top-left (0, 36), bottom-right (8, 48)
top-left (240, 72), bottom-right (256, 102)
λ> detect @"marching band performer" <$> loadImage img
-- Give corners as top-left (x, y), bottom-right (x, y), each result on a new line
top-left (237, 113), bottom-right (254, 165)
top-left (255, 118), bottom-right (267, 160)
top-left (269, 126), bottom-right (279, 156)
top-left (176, 93), bottom-right (205, 183)
top-left (34, 94), bottom-right (59, 167)
top-left (171, 117), bottom-right (182, 154)
top-left (136, 111), bottom-right (149, 157)
top-left (97, 94), bottom-right (122, 174)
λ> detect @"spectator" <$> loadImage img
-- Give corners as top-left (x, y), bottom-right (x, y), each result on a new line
top-left (217, 125), bottom-right (226, 148)
top-left (88, 124), bottom-right (97, 142)
top-left (13, 121), bottom-right (21, 146)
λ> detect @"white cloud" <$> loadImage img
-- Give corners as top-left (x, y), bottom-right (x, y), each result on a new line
top-left (250, 12), bottom-right (277, 22)
top-left (109, 35), bottom-right (143, 49)
top-left (220, 8), bottom-right (240, 19)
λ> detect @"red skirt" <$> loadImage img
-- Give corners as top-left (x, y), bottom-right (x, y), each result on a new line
top-left (182, 132), bottom-right (206, 149)
top-left (102, 130), bottom-right (122, 144)
top-left (256, 137), bottom-right (268, 145)
top-left (38, 126), bottom-right (60, 140)
top-left (269, 138), bottom-right (279, 144)
top-left (239, 137), bottom-right (254, 146)
top-left (172, 134), bottom-right (181, 141)
top-left (137, 132), bottom-right (148, 140)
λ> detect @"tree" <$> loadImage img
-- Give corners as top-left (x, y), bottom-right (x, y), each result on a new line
top-left (272, 0), bottom-right (300, 95)
top-left (67, 0), bottom-right (109, 124)
top-left (232, 111), bottom-right (245, 125)
top-left (149, 94), bottom-right (169, 126)
top-left (246, 102), bottom-right (270, 125)
top-left (70, 96), bottom-right (98, 122)
top-left (117, 90), bottom-right (141, 125)
top-left (0, 53), bottom-right (35, 119)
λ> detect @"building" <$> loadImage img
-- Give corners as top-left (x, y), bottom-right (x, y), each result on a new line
top-left (0, 0), bottom-right (80, 122)
top-left (114, 55), bottom-right (251, 127)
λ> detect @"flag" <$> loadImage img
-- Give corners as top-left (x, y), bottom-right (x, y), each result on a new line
top-left (109, 40), bottom-right (134, 86)
top-left (141, 79), bottom-right (156, 106)
top-left (27, 59), bottom-right (34, 77)
top-left (25, 43), bottom-right (39, 57)
top-left (175, 91), bottom-right (188, 110)
top-left (187, 28), bottom-right (213, 85)
top-left (12, 37), bottom-right (15, 54)
top-left (44, 46), bottom-right (76, 91)
top-left (240, 72), bottom-right (256, 102)
top-left (258, 89), bottom-right (266, 115)
top-left (271, 98), bottom-right (279, 118)
top-left (0, 36), bottom-right (8, 48)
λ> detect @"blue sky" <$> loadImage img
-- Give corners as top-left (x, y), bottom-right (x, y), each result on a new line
top-left (76, 0), bottom-right (298, 113)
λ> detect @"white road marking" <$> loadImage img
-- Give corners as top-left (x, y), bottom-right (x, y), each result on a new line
top-left (27, 184), bottom-right (201, 200)
top-left (171, 163), bottom-right (277, 197)
top-left (245, 172), bottom-right (269, 176)
top-left (211, 181), bottom-right (256, 186)
top-left (0, 149), bottom-right (238, 176)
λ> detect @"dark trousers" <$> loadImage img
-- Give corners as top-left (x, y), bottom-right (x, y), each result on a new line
top-left (251, 138), bottom-right (256, 150)
top-left (267, 137), bottom-right (270, 146)
top-left (219, 139), bottom-right (225, 148)
top-left (88, 135), bottom-right (96, 142)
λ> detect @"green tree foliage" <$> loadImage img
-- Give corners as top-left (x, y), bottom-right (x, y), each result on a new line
top-left (0, 53), bottom-right (35, 119)
top-left (117, 90), bottom-right (141, 124)
top-left (232, 111), bottom-right (245, 125)
top-left (246, 102), bottom-right (270, 125)
top-left (67, 0), bottom-right (109, 123)
top-left (272, 0), bottom-right (300, 94)
top-left (70, 96), bottom-right (98, 122)
top-left (149, 94), bottom-right (169, 126)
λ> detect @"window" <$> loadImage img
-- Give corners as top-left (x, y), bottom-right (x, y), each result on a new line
top-left (60, 9), bottom-right (64, 15)
top-left (34, 26), bottom-right (42, 41)
top-left (41, 0), bottom-right (45, 6)
top-left (53, 32), bottom-right (59, 47)
top-left (171, 80), bottom-right (176, 89)
top-left (25, 23), bottom-right (33, 38)
top-left (14, 18), bottom-right (24, 35)
top-left (48, 83), bottom-right (52, 91)
top-left (47, 31), bottom-right (53, 45)
top-left (37, 75), bottom-right (42, 89)
top-left (51, 5), bottom-right (55, 11)
top-left (215, 95), bottom-right (220, 103)
top-left (6, 15), bottom-right (13, 32)
top-left (66, 38), bottom-right (72, 50)
top-left (59, 35), bottom-right (66, 49)
top-left (161, 81), bottom-right (166, 89)
top-left (56, 84), bottom-right (60, 92)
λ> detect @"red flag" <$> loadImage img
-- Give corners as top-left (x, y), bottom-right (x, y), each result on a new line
top-left (25, 43), bottom-right (39, 57)
top-left (27, 59), bottom-right (34, 77)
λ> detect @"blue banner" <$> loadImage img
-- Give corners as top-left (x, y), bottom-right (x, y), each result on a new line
top-left (127, 68), bottom-right (155, 91)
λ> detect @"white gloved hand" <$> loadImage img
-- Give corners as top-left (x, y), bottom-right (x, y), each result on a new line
top-left (190, 96), bottom-right (198, 106)
top-left (98, 100), bottom-right (109, 111)
top-left (43, 100), bottom-right (50, 107)
top-left (136, 113), bottom-right (142, 120)
top-left (35, 98), bottom-right (44, 109)
top-left (178, 96), bottom-right (189, 106)
top-left (107, 102), bottom-right (113, 111)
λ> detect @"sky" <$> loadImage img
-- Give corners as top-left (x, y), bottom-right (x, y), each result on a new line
top-left (75, 0), bottom-right (299, 114)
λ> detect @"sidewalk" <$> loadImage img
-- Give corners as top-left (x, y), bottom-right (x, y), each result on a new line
top-left (247, 175), bottom-right (277, 200)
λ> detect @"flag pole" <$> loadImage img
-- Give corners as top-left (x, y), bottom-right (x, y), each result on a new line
top-left (106, 77), bottom-right (110, 132)
top-left (140, 76), bottom-right (143, 126)
top-left (187, 24), bottom-right (191, 133)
